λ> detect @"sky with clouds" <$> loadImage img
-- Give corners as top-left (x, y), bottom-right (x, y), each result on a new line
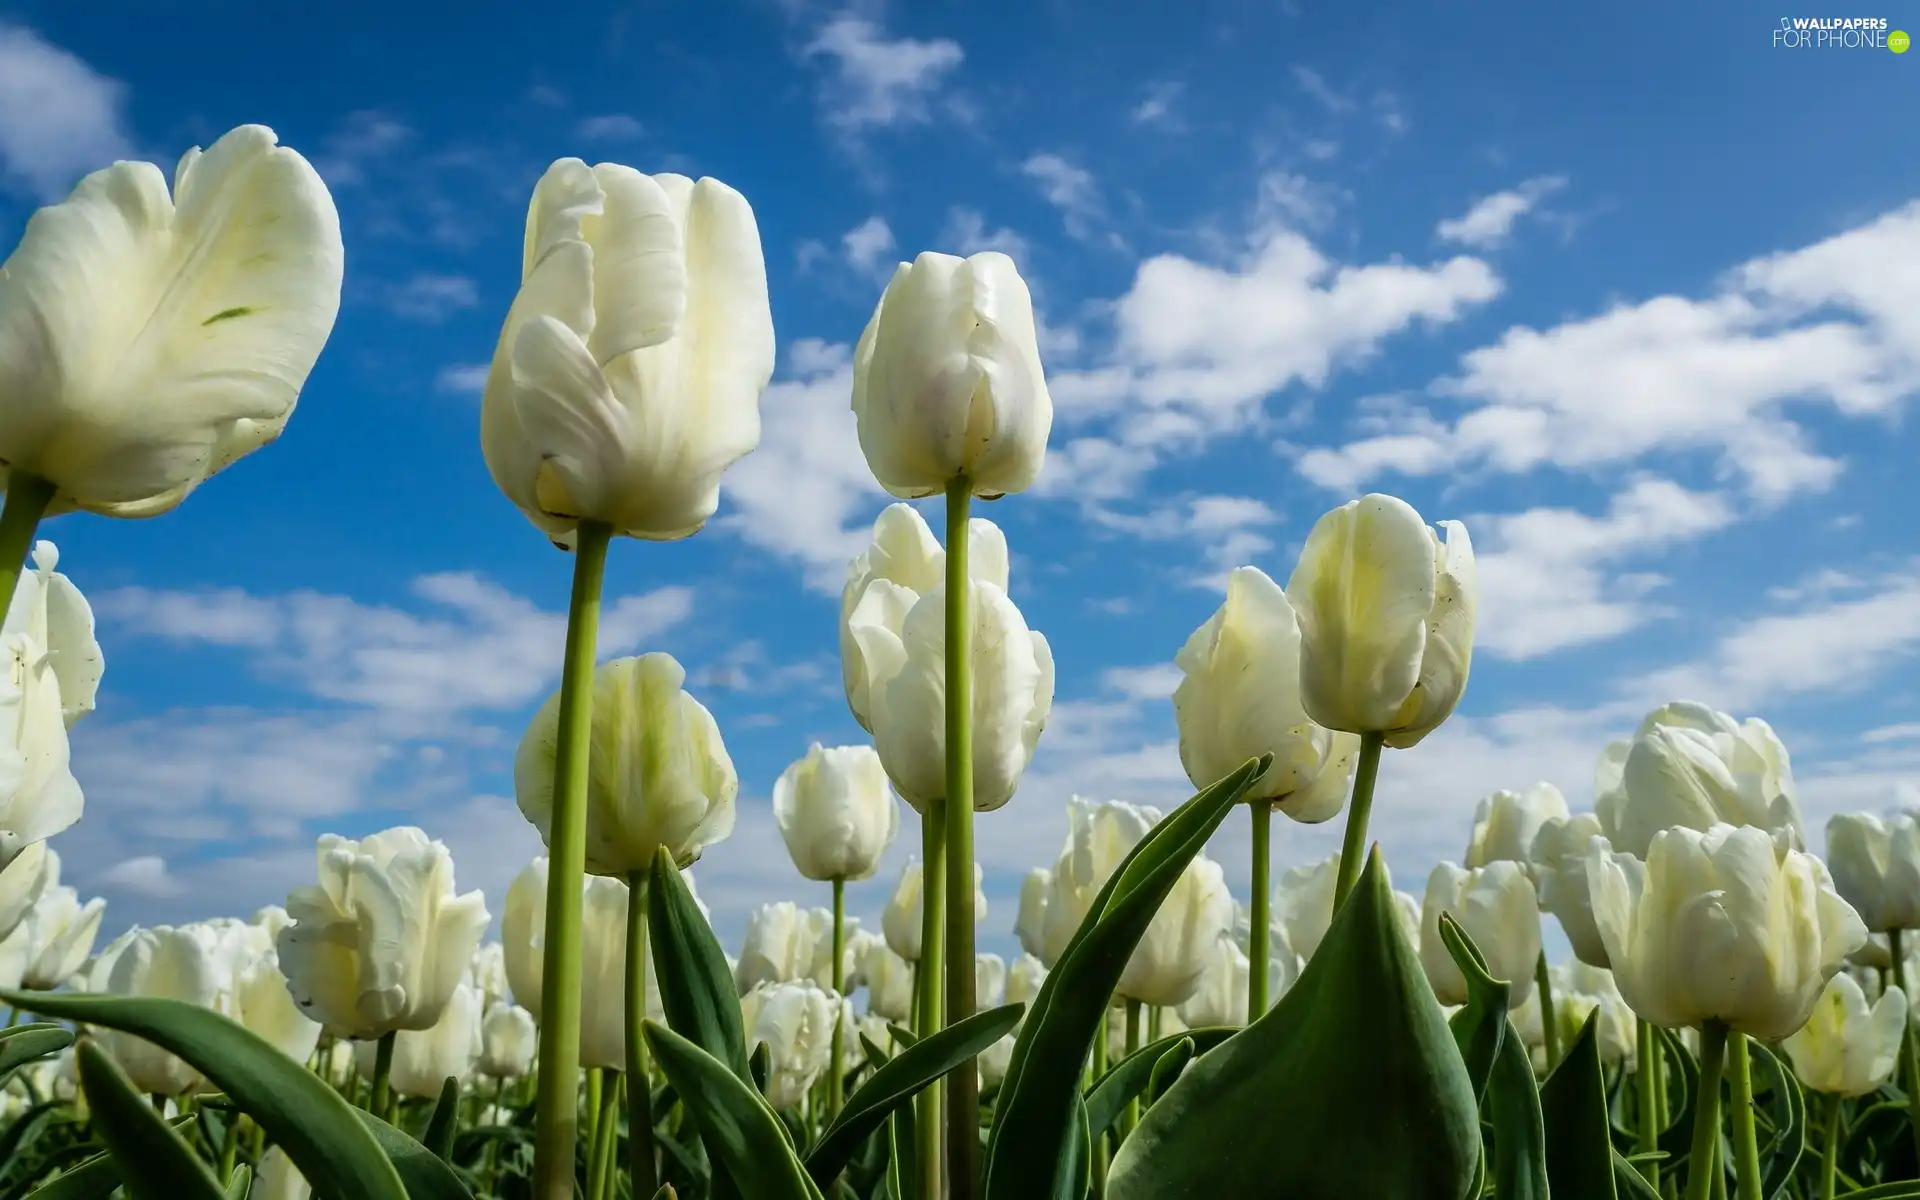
top-left (1, 0), bottom-right (1916, 963)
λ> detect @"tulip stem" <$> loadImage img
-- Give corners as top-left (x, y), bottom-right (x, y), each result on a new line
top-left (1685, 1021), bottom-right (1729, 1200)
top-left (370, 1031), bottom-right (395, 1122)
top-left (588, 1070), bottom-right (621, 1200)
top-left (0, 472), bottom-right (55, 623)
top-left (1819, 1091), bottom-right (1842, 1200)
top-left (531, 519), bottom-right (612, 1200)
top-left (1248, 800), bottom-right (1274, 1022)
top-left (1121, 1000), bottom-right (1143, 1139)
top-left (625, 872), bottom-right (658, 1197)
top-left (1637, 1018), bottom-right (1661, 1189)
top-left (1091, 1013), bottom-right (1109, 1197)
top-left (942, 477), bottom-right (981, 1200)
top-left (1890, 928), bottom-right (1920, 1163)
top-left (830, 877), bottom-right (846, 1119)
top-left (915, 799), bottom-right (947, 1200)
top-left (1727, 1034), bottom-right (1762, 1200)
top-left (1329, 733), bottom-right (1385, 913)
top-left (1534, 952), bottom-right (1561, 1070)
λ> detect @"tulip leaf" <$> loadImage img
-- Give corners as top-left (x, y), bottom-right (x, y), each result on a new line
top-left (22, 1147), bottom-right (123, 1200)
top-left (643, 1019), bottom-right (826, 1200)
top-left (1440, 913), bottom-right (1510, 1104)
top-left (72, 1039), bottom-right (225, 1200)
top-left (1540, 1012), bottom-right (1616, 1200)
top-left (1613, 1148), bottom-right (1663, 1200)
top-left (1083, 1029), bottom-right (1234, 1137)
top-left (1105, 849), bottom-right (1481, 1200)
top-left (1484, 1016), bottom-right (1550, 1200)
top-left (354, 1108), bottom-right (480, 1199)
top-left (1655, 1024), bottom-right (1701, 1163)
top-left (424, 1075), bottom-right (461, 1161)
top-left (887, 1085), bottom-right (917, 1200)
top-left (984, 756), bottom-right (1268, 1200)
top-left (1835, 1185), bottom-right (1920, 1200)
top-left (222, 1164), bottom-right (251, 1200)
top-left (1057, 1090), bottom-right (1091, 1200)
top-left (0, 1026), bottom-right (72, 1084)
top-left (1, 990), bottom-right (408, 1200)
top-left (1144, 1037), bottom-right (1193, 1106)
top-left (648, 846), bottom-right (749, 1082)
top-left (1748, 1040), bottom-right (1804, 1198)
top-left (806, 1003), bottom-right (1023, 1189)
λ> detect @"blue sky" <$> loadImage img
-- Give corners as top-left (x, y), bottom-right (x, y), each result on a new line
top-left (1, 0), bottom-right (1916, 963)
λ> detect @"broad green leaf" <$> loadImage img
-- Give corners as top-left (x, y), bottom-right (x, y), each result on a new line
top-left (643, 1020), bottom-right (824, 1200)
top-left (424, 1075), bottom-right (460, 1161)
top-left (751, 1042), bottom-right (772, 1098)
top-left (222, 1165), bottom-right (250, 1200)
top-left (649, 846), bottom-right (748, 1082)
top-left (1083, 1029), bottom-right (1234, 1137)
top-left (1144, 1036), bottom-right (1193, 1105)
top-left (1439, 914), bottom-right (1509, 1104)
top-left (1540, 1012), bottom-right (1617, 1200)
top-left (1748, 1040), bottom-right (1804, 1198)
top-left (1836, 1184), bottom-right (1920, 1200)
top-left (3, 991), bottom-right (406, 1200)
top-left (73, 1039), bottom-right (225, 1200)
top-left (1613, 1148), bottom-right (1663, 1200)
top-left (1056, 1091), bottom-right (1091, 1200)
top-left (0, 1026), bottom-right (72, 1085)
top-left (805, 1004), bottom-right (1023, 1189)
top-left (887, 1086), bottom-right (917, 1200)
top-left (985, 756), bottom-right (1267, 1200)
top-left (19, 1116), bottom-right (195, 1199)
top-left (1485, 1019), bottom-right (1549, 1200)
top-left (351, 1108), bottom-right (476, 1198)
top-left (1106, 849), bottom-right (1480, 1200)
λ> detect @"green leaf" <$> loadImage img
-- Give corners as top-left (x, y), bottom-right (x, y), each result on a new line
top-left (1747, 1040), bottom-right (1804, 1198)
top-left (72, 1039), bottom-right (225, 1200)
top-left (985, 756), bottom-right (1268, 1200)
top-left (0, 1027), bottom-right (72, 1085)
top-left (1613, 1148), bottom-right (1663, 1200)
top-left (649, 846), bottom-right (749, 1082)
top-left (1439, 914), bottom-right (1509, 1104)
top-left (1655, 1024), bottom-right (1699, 1161)
top-left (643, 1019), bottom-right (824, 1200)
top-left (1144, 1037), bottom-right (1193, 1106)
top-left (1084, 1029), bottom-right (1234, 1137)
top-left (887, 1087), bottom-right (917, 1200)
top-left (1539, 1012), bottom-right (1617, 1200)
top-left (221, 1165), bottom-right (250, 1200)
top-left (1106, 849), bottom-right (1480, 1200)
top-left (1836, 1184), bottom-right (1920, 1200)
top-left (0, 990), bottom-right (408, 1200)
top-left (22, 1149), bottom-right (122, 1200)
top-left (750, 1042), bottom-right (773, 1100)
top-left (424, 1075), bottom-right (461, 1161)
top-left (350, 1109), bottom-right (479, 1200)
top-left (805, 1003), bottom-right (1023, 1189)
top-left (1484, 1018), bottom-right (1549, 1200)
top-left (1056, 1091), bottom-right (1091, 1200)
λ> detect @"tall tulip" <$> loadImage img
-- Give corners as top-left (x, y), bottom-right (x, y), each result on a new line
top-left (1530, 813), bottom-right (1611, 968)
top-left (0, 846), bottom-right (101, 990)
top-left (740, 980), bottom-right (842, 1110)
top-left (1288, 494), bottom-right (1476, 909)
top-left (1825, 812), bottom-right (1920, 933)
top-left (1595, 701), bottom-right (1803, 858)
top-left (94, 926), bottom-right (220, 1095)
top-left (355, 980), bottom-right (483, 1099)
top-left (480, 1002), bottom-right (538, 1082)
top-left (735, 901), bottom-right (818, 992)
top-left (1419, 861), bottom-right (1540, 1010)
top-left (881, 856), bottom-right (984, 962)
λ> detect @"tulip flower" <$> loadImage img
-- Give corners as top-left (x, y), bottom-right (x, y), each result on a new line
top-left (862, 940), bottom-right (915, 1023)
top-left (468, 941), bottom-right (510, 1011)
top-left (1272, 850), bottom-right (1422, 965)
top-left (3, 542), bottom-right (103, 728)
top-left (1825, 812), bottom-right (1920, 934)
top-left (480, 1002), bottom-right (538, 1081)
top-left (1530, 812), bottom-right (1612, 968)
top-left (517, 652), bottom-right (737, 876)
top-left (355, 980), bottom-right (483, 1098)
top-left (1783, 972), bottom-right (1906, 1097)
top-left (0, 125), bottom-right (343, 534)
top-left (0, 615), bottom-right (86, 875)
top-left (976, 952), bottom-right (1007, 1010)
top-left (1466, 782), bottom-right (1569, 869)
top-left (1177, 936), bottom-right (1295, 1029)
top-left (277, 827), bottom-right (490, 1040)
top-left (1006, 953), bottom-right (1047, 1008)
top-left (1120, 851), bottom-right (1233, 1008)
top-left (1512, 961), bottom-right (1636, 1076)
top-left (740, 980), bottom-right (841, 1110)
top-left (735, 901), bottom-right (819, 992)
top-left (850, 251), bottom-right (1052, 500)
top-left (1015, 866), bottom-right (1051, 960)
top-left (774, 743), bottom-right (899, 883)
top-left (505, 855), bottom-right (703, 1021)
top-left (1419, 861), bottom-right (1541, 1010)
top-left (1595, 701), bottom-right (1803, 859)
top-left (188, 917), bottom-right (324, 1070)
top-left (835, 926), bottom-right (882, 991)
top-left (841, 504), bottom-right (1009, 733)
top-left (480, 160), bottom-right (773, 543)
top-left (94, 926), bottom-right (221, 1095)
top-left (255, 1147), bottom-right (312, 1200)
top-left (0, 840), bottom-right (50, 945)
top-left (0, 847), bottom-right (101, 990)
top-left (1039, 799), bottom-right (1159, 966)
top-left (881, 856), bottom-right (984, 962)
top-left (579, 875), bottom-right (644, 1071)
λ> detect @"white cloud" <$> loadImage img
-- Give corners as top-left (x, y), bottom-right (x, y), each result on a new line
top-left (435, 363), bottom-right (491, 395)
top-left (802, 14), bottom-right (963, 134)
top-left (1436, 175), bottom-right (1568, 249)
top-left (93, 855), bottom-right (184, 899)
top-left (1100, 664), bottom-right (1185, 700)
top-left (939, 207), bottom-right (1030, 262)
top-left (1022, 153), bottom-right (1105, 242)
top-left (1131, 81), bottom-right (1184, 127)
top-left (382, 272), bottom-right (481, 322)
top-left (577, 114), bottom-right (645, 140)
top-left (1292, 66), bottom-right (1354, 114)
top-left (1087, 493), bottom-right (1281, 586)
top-left (841, 215), bottom-right (896, 274)
top-left (315, 109), bottom-right (414, 186)
top-left (0, 23), bottom-right (133, 200)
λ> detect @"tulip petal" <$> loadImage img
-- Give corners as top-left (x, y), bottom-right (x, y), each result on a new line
top-left (584, 165), bottom-right (684, 363)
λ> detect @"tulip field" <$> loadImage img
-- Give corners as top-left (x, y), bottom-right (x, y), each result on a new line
top-left (0, 122), bottom-right (1914, 1200)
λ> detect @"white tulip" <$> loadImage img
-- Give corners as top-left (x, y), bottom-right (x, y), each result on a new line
top-left (1783, 972), bottom-right (1907, 1096)
top-left (1120, 852), bottom-right (1233, 1008)
top-left (1466, 782), bottom-right (1569, 869)
top-left (740, 980), bottom-right (840, 1110)
top-left (0, 125), bottom-right (342, 518)
top-left (861, 940), bottom-right (915, 1023)
top-left (0, 846), bottom-right (101, 989)
top-left (1177, 935), bottom-right (1293, 1028)
top-left (1287, 494), bottom-right (1476, 748)
top-left (278, 827), bottom-right (490, 1039)
top-left (255, 1146), bottom-right (312, 1200)
top-left (1419, 861), bottom-right (1541, 1010)
top-left (0, 612), bottom-right (84, 875)
top-left (1594, 701), bottom-right (1803, 858)
top-left (735, 901), bottom-right (818, 993)
top-left (1512, 961), bottom-right (1636, 1076)
top-left (841, 503), bottom-right (1009, 733)
top-left (479, 1002), bottom-right (537, 1081)
top-left (355, 980), bottom-right (482, 1099)
top-left (95, 926), bottom-right (219, 1094)
top-left (0, 840), bottom-right (50, 944)
top-left (480, 160), bottom-right (773, 542)
top-left (1015, 867), bottom-right (1051, 960)
top-left (774, 743), bottom-right (899, 882)
top-left (518, 652), bottom-right (737, 876)
top-left (1825, 812), bottom-right (1920, 933)
top-left (504, 856), bottom-right (701, 1023)
top-left (1273, 850), bottom-right (1422, 965)
top-left (468, 941), bottom-right (510, 1011)
top-left (1039, 799), bottom-right (1157, 967)
top-left (1173, 566), bottom-right (1356, 820)
top-left (851, 251), bottom-right (1052, 500)
top-left (881, 856), bottom-right (984, 962)
top-left (3, 542), bottom-right (103, 727)
top-left (976, 953), bottom-right (1007, 1009)
top-left (1591, 823), bottom-right (1866, 1039)
top-left (838, 927), bottom-right (882, 991)
top-left (979, 1029), bottom-right (1016, 1090)
top-left (580, 876), bottom-right (646, 1071)
top-left (1530, 813), bottom-right (1611, 968)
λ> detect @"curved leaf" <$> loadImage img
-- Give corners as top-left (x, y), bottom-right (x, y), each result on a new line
top-left (1614, 1148), bottom-right (1663, 1200)
top-left (1106, 849), bottom-right (1480, 1200)
top-left (1836, 1184), bottom-right (1920, 1200)
top-left (221, 1165), bottom-right (250, 1200)
top-left (350, 1109), bottom-right (478, 1200)
top-left (806, 1004), bottom-right (1023, 1189)
top-left (0, 1027), bottom-right (71, 1086)
top-left (1484, 1017), bottom-right (1549, 1200)
top-left (1540, 1012), bottom-right (1617, 1200)
top-left (73, 1039), bottom-right (225, 1200)
top-left (649, 846), bottom-right (748, 1081)
top-left (1748, 1041), bottom-right (1804, 1199)
top-left (1144, 1037), bottom-right (1193, 1106)
top-left (1083, 1029), bottom-right (1234, 1137)
top-left (1440, 914), bottom-right (1509, 1104)
top-left (19, 1116), bottom-right (194, 1199)
top-left (0, 990), bottom-right (407, 1200)
top-left (643, 1019), bottom-right (824, 1200)
top-left (1656, 1023), bottom-right (1699, 1161)
top-left (424, 1075), bottom-right (461, 1161)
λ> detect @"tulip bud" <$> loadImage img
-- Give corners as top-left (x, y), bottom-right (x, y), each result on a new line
top-left (1177, 936), bottom-right (1295, 1029)
top-left (95, 925), bottom-right (218, 1094)
top-left (256, 1146), bottom-right (313, 1200)
top-left (773, 743), bottom-right (899, 882)
top-left (1006, 953), bottom-right (1048, 1009)
top-left (0, 846), bottom-right (102, 990)
top-left (1272, 850), bottom-right (1421, 965)
top-left (1419, 861), bottom-right (1541, 1010)
top-left (479, 1002), bottom-right (538, 1081)
top-left (580, 876), bottom-right (646, 1070)
top-left (1466, 782), bottom-right (1569, 869)
top-left (1591, 823), bottom-right (1866, 1039)
top-left (1825, 812), bottom-right (1920, 933)
top-left (861, 940), bottom-right (915, 1023)
top-left (1173, 566), bottom-right (1355, 819)
top-left (480, 161), bottom-right (774, 542)
top-left (1120, 852), bottom-right (1233, 1008)
top-left (468, 941), bottom-right (510, 1011)
top-left (1594, 701), bottom-right (1803, 858)
top-left (740, 980), bottom-right (840, 1110)
top-left (1529, 813), bottom-right (1611, 968)
top-left (4, 542), bottom-right (103, 728)
top-left (851, 251), bottom-right (1053, 499)
top-left (1512, 961), bottom-right (1636, 1076)
top-left (516, 652), bottom-right (738, 876)
top-left (881, 856), bottom-right (984, 961)
top-left (976, 953), bottom-right (1007, 1009)
top-left (0, 126), bottom-right (343, 518)
top-left (847, 578), bottom-right (1053, 813)
top-left (1783, 972), bottom-right (1906, 1096)
top-left (355, 981), bottom-right (483, 1098)
top-left (1015, 867), bottom-right (1050, 961)
top-left (735, 901), bottom-right (819, 993)
top-left (278, 827), bottom-right (490, 1040)
top-left (1287, 494), bottom-right (1476, 748)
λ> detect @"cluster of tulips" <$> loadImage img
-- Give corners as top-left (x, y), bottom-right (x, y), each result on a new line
top-left (0, 119), bottom-right (1910, 1200)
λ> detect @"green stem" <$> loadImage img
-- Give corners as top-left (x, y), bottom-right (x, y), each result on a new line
top-left (1727, 1035), bottom-right (1761, 1200)
top-left (1248, 800), bottom-right (1274, 1022)
top-left (530, 519), bottom-right (612, 1200)
top-left (1685, 1022), bottom-right (1730, 1200)
top-left (0, 472), bottom-right (56, 624)
top-left (1891, 928), bottom-right (1920, 1164)
top-left (585, 1067), bottom-right (603, 1178)
top-left (1091, 1010), bottom-right (1109, 1198)
top-left (1637, 1019), bottom-right (1661, 1190)
top-left (1329, 733), bottom-right (1386, 912)
top-left (1819, 1091), bottom-right (1842, 1200)
top-left (1535, 951), bottom-right (1561, 1071)
top-left (370, 1031), bottom-right (396, 1122)
top-left (625, 872), bottom-right (657, 1197)
top-left (1147, 1007), bottom-right (1162, 1044)
top-left (830, 877), bottom-right (847, 1119)
top-left (588, 1071), bottom-right (621, 1200)
top-left (915, 800), bottom-right (948, 1200)
top-left (1121, 1000), bottom-right (1143, 1139)
top-left (943, 478), bottom-right (979, 1200)
top-left (217, 1113), bottom-right (242, 1180)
